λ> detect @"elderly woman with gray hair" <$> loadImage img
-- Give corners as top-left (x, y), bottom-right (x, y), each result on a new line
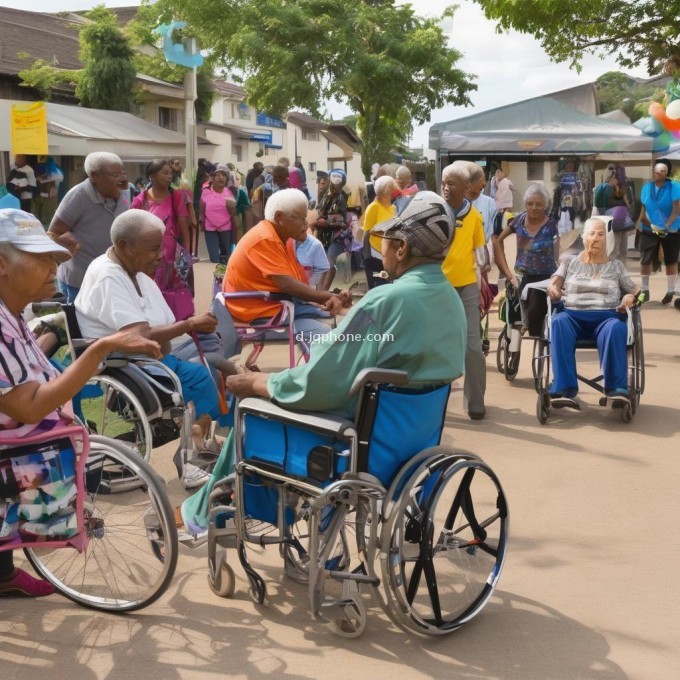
top-left (494, 182), bottom-right (559, 337)
top-left (75, 209), bottom-right (233, 489)
top-left (48, 152), bottom-right (130, 302)
top-left (547, 217), bottom-right (639, 401)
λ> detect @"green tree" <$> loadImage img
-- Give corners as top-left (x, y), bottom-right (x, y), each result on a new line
top-left (471, 0), bottom-right (680, 76)
top-left (17, 56), bottom-right (80, 101)
top-left (76, 7), bottom-right (137, 111)
top-left (147, 0), bottom-right (475, 176)
top-left (595, 71), bottom-right (663, 120)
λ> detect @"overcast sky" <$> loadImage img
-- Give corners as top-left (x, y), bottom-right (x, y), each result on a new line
top-left (1, 0), bottom-right (651, 148)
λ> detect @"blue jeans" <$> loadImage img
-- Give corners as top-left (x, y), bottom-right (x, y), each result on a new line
top-left (57, 279), bottom-right (80, 303)
top-left (292, 299), bottom-right (332, 343)
top-left (550, 308), bottom-right (627, 395)
top-left (204, 230), bottom-right (233, 264)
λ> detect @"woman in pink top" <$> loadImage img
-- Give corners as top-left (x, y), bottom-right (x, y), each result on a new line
top-left (131, 159), bottom-right (192, 292)
top-left (199, 164), bottom-right (237, 264)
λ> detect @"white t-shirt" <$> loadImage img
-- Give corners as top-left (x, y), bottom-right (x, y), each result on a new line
top-left (75, 252), bottom-right (174, 338)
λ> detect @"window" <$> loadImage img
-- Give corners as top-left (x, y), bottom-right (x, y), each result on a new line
top-left (527, 161), bottom-right (544, 181)
top-left (232, 144), bottom-right (242, 162)
top-left (308, 162), bottom-right (316, 172)
top-left (302, 130), bottom-right (319, 142)
top-left (237, 103), bottom-right (251, 120)
top-left (158, 106), bottom-right (183, 132)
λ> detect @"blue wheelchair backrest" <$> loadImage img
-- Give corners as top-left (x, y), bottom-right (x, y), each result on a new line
top-left (357, 383), bottom-right (451, 486)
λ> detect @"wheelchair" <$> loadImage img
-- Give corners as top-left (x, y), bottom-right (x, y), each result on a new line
top-left (31, 302), bottom-right (185, 448)
top-left (0, 425), bottom-right (178, 611)
top-left (29, 302), bottom-right (220, 489)
top-left (496, 279), bottom-right (550, 383)
top-left (206, 369), bottom-right (509, 638)
top-left (214, 291), bottom-right (311, 369)
top-left (533, 299), bottom-right (645, 424)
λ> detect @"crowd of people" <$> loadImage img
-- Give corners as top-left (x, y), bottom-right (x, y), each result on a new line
top-left (0, 147), bottom-right (676, 597)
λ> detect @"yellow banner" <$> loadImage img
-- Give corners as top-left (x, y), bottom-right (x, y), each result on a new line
top-left (11, 102), bottom-right (48, 155)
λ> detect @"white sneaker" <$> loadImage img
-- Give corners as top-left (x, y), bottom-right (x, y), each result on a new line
top-left (181, 462), bottom-right (211, 490)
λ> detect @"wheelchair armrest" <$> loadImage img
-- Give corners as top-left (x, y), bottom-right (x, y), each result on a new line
top-left (237, 397), bottom-right (355, 437)
top-left (216, 291), bottom-right (292, 302)
top-left (520, 278), bottom-right (552, 301)
top-left (348, 368), bottom-right (410, 397)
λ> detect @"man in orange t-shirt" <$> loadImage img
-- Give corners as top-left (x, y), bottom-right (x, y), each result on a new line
top-left (223, 189), bottom-right (351, 337)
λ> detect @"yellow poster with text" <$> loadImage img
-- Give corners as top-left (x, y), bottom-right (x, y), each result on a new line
top-left (11, 102), bottom-right (48, 155)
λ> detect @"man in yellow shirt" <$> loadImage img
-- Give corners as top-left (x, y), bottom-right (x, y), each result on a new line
top-left (441, 162), bottom-right (488, 420)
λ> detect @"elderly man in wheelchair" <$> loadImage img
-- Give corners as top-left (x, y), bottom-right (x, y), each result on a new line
top-left (0, 208), bottom-right (176, 604)
top-left (537, 217), bottom-right (642, 422)
top-left (181, 193), bottom-right (510, 637)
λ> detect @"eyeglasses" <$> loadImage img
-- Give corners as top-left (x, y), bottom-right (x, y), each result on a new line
top-left (103, 170), bottom-right (127, 180)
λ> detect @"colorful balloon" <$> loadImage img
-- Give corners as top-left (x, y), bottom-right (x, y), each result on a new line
top-left (665, 98), bottom-right (680, 120)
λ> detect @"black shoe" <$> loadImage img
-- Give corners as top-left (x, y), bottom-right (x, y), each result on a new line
top-left (662, 292), bottom-right (674, 305)
top-left (468, 410), bottom-right (486, 420)
top-left (639, 291), bottom-right (650, 304)
top-left (674, 298), bottom-right (680, 311)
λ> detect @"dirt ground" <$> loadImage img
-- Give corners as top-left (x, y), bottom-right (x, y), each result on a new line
top-left (2, 239), bottom-right (679, 680)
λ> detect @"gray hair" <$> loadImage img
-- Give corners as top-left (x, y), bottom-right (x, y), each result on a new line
top-left (583, 217), bottom-right (607, 236)
top-left (523, 182), bottom-right (552, 210)
top-left (264, 188), bottom-right (308, 221)
top-left (395, 165), bottom-right (411, 179)
top-left (374, 175), bottom-right (396, 197)
top-left (441, 162), bottom-right (470, 183)
top-left (110, 209), bottom-right (165, 245)
top-left (84, 152), bottom-right (123, 177)
top-left (463, 161), bottom-right (485, 183)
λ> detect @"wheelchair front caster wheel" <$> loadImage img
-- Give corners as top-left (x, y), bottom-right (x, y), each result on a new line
top-left (598, 396), bottom-right (607, 407)
top-left (329, 595), bottom-right (367, 638)
top-left (208, 562), bottom-right (235, 598)
top-left (537, 395), bottom-right (549, 424)
top-left (248, 572), bottom-right (267, 604)
top-left (620, 402), bottom-right (632, 423)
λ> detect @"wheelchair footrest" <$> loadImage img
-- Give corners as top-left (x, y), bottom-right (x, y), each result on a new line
top-left (328, 570), bottom-right (380, 586)
top-left (550, 397), bottom-right (580, 410)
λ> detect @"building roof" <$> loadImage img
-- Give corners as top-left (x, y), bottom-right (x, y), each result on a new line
top-left (430, 95), bottom-right (652, 155)
top-left (0, 7), bottom-right (83, 76)
top-left (211, 80), bottom-right (247, 99)
top-left (285, 111), bottom-right (327, 130)
top-left (0, 99), bottom-right (189, 160)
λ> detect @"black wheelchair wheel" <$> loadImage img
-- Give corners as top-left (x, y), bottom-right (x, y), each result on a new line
top-left (496, 326), bottom-right (508, 373)
top-left (380, 450), bottom-right (509, 636)
top-left (76, 375), bottom-right (153, 464)
top-left (25, 436), bottom-right (177, 612)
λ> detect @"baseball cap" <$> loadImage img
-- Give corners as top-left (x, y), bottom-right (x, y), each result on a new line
top-left (0, 209), bottom-right (71, 262)
top-left (370, 191), bottom-right (454, 260)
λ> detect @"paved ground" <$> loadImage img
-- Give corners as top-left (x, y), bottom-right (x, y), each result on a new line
top-left (2, 241), bottom-right (680, 680)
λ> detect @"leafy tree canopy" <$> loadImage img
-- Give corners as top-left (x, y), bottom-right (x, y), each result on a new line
top-left (76, 7), bottom-right (137, 111)
top-left (146, 0), bottom-right (475, 175)
top-left (595, 71), bottom-right (665, 120)
top-left (472, 0), bottom-right (680, 76)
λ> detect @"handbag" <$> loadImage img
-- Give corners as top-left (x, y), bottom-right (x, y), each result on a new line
top-left (162, 282), bottom-right (194, 321)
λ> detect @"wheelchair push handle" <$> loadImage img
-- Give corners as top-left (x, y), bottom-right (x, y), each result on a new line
top-left (348, 368), bottom-right (410, 396)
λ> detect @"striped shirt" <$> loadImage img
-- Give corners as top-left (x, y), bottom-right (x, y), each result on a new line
top-left (555, 257), bottom-right (636, 310)
top-left (0, 302), bottom-right (71, 439)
